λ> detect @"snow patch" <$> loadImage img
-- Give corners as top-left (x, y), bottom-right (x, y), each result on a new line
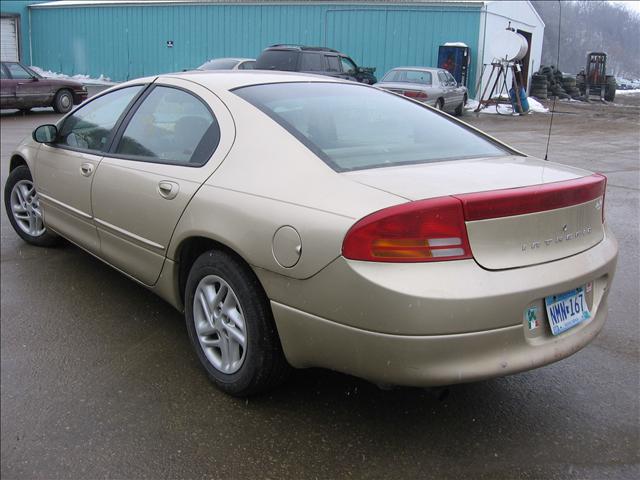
top-left (443, 42), bottom-right (468, 47)
top-left (617, 89), bottom-right (640, 95)
top-left (30, 66), bottom-right (116, 85)
top-left (465, 96), bottom-right (549, 115)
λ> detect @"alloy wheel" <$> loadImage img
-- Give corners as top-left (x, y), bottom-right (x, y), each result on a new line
top-left (193, 275), bottom-right (247, 374)
top-left (10, 179), bottom-right (46, 237)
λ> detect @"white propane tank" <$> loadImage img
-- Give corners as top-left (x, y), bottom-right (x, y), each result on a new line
top-left (490, 30), bottom-right (529, 62)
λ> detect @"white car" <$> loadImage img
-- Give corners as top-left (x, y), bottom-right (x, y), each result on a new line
top-left (197, 58), bottom-right (255, 71)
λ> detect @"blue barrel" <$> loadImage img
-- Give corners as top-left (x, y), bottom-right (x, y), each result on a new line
top-left (510, 86), bottom-right (530, 113)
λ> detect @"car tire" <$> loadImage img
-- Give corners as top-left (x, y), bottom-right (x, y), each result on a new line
top-left (436, 98), bottom-right (444, 111)
top-left (454, 95), bottom-right (467, 116)
top-left (185, 249), bottom-right (290, 396)
top-left (4, 165), bottom-right (59, 247)
top-left (53, 89), bottom-right (74, 114)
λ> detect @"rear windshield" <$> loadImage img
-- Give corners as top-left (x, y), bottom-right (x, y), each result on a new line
top-left (254, 50), bottom-right (298, 71)
top-left (198, 59), bottom-right (239, 70)
top-left (233, 82), bottom-right (509, 172)
top-left (382, 69), bottom-right (433, 85)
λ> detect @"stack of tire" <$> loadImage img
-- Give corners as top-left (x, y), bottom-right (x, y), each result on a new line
top-left (530, 73), bottom-right (548, 99)
top-left (604, 75), bottom-right (617, 101)
top-left (530, 65), bottom-right (570, 100)
top-left (561, 75), bottom-right (581, 99)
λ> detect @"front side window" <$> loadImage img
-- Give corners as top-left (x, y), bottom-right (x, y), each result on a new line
top-left (115, 86), bottom-right (219, 166)
top-left (234, 82), bottom-right (509, 172)
top-left (340, 57), bottom-right (357, 75)
top-left (0, 64), bottom-right (8, 79)
top-left (5, 63), bottom-right (33, 80)
top-left (438, 71), bottom-right (449, 85)
top-left (57, 86), bottom-right (143, 152)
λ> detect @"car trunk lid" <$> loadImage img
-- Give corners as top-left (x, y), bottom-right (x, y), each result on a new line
top-left (343, 156), bottom-right (606, 270)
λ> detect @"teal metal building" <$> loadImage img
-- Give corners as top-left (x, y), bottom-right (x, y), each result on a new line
top-left (1, 1), bottom-right (545, 96)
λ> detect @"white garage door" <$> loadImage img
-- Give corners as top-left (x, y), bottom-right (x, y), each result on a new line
top-left (1, 17), bottom-right (20, 62)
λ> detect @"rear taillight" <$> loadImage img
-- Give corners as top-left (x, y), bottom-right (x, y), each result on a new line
top-left (342, 196), bottom-right (472, 262)
top-left (404, 90), bottom-right (428, 100)
top-left (455, 174), bottom-right (606, 221)
top-left (342, 174), bottom-right (607, 263)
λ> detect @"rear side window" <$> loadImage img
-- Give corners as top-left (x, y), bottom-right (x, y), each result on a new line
top-left (325, 56), bottom-right (340, 72)
top-left (57, 86), bottom-right (143, 152)
top-left (238, 61), bottom-right (255, 70)
top-left (300, 53), bottom-right (323, 71)
top-left (234, 82), bottom-right (508, 172)
top-left (198, 59), bottom-right (240, 70)
top-left (115, 86), bottom-right (219, 166)
top-left (254, 50), bottom-right (299, 71)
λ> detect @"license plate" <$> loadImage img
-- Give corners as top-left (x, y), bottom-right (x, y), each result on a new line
top-left (545, 286), bottom-right (591, 336)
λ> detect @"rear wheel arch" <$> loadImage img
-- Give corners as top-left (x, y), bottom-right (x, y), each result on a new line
top-left (176, 236), bottom-right (260, 305)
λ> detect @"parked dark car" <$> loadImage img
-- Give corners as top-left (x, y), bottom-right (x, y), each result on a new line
top-left (254, 44), bottom-right (377, 84)
top-left (0, 61), bottom-right (88, 113)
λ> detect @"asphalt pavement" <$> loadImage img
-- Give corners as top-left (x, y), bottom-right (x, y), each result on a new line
top-left (1, 96), bottom-right (639, 479)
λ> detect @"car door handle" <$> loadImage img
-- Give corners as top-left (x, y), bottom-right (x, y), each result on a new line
top-left (157, 181), bottom-right (179, 200)
top-left (80, 162), bottom-right (94, 177)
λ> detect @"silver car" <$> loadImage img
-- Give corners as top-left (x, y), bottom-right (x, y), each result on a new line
top-left (377, 67), bottom-right (468, 115)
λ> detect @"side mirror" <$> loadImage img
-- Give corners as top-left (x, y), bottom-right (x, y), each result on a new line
top-left (33, 124), bottom-right (58, 143)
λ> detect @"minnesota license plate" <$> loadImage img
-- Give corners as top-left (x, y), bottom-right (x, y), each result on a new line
top-left (545, 286), bottom-right (591, 336)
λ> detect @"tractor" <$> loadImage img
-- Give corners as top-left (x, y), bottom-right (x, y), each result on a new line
top-left (576, 52), bottom-right (617, 102)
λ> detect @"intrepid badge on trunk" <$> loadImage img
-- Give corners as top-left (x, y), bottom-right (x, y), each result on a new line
top-left (522, 224), bottom-right (592, 252)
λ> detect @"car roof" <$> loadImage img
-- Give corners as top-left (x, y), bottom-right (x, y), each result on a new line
top-left (264, 44), bottom-right (340, 53)
top-left (202, 58), bottom-right (255, 63)
top-left (144, 70), bottom-right (347, 91)
top-left (388, 67), bottom-right (444, 73)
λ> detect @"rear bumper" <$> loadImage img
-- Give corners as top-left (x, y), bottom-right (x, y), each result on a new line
top-left (263, 226), bottom-right (618, 386)
top-left (272, 293), bottom-right (608, 386)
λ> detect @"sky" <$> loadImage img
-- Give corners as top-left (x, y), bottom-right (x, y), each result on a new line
top-left (611, 0), bottom-right (640, 14)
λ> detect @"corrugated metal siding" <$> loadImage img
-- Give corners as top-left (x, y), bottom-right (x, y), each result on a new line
top-left (29, 3), bottom-right (481, 92)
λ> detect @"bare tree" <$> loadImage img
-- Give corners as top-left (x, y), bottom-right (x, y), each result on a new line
top-left (531, 0), bottom-right (640, 77)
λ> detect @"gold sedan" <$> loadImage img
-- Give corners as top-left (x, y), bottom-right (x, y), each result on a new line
top-left (4, 72), bottom-right (618, 396)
